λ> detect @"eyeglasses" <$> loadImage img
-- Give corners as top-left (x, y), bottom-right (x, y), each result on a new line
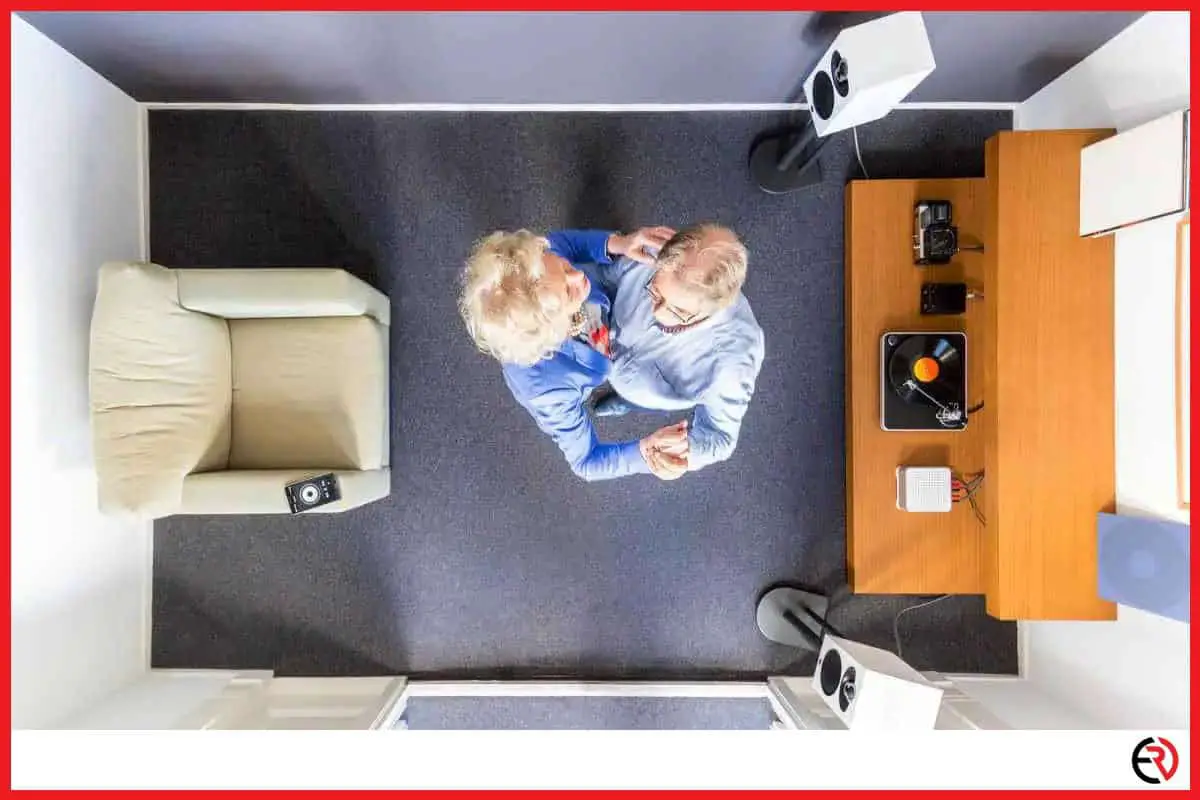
top-left (645, 274), bottom-right (700, 325)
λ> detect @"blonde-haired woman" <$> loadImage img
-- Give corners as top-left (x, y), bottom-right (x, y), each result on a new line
top-left (460, 227), bottom-right (690, 481)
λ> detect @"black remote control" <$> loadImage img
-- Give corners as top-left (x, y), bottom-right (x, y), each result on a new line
top-left (284, 473), bottom-right (341, 513)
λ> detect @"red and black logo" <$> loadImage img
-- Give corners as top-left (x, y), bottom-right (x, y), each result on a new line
top-left (1132, 736), bottom-right (1179, 784)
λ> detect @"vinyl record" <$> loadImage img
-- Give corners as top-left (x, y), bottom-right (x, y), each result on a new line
top-left (887, 334), bottom-right (963, 408)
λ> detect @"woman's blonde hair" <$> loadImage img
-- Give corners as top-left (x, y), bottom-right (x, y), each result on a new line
top-left (459, 230), bottom-right (576, 366)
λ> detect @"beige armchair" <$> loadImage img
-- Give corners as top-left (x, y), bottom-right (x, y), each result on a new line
top-left (89, 262), bottom-right (391, 518)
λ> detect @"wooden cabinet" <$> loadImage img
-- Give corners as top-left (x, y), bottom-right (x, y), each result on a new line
top-left (982, 131), bottom-right (1116, 620)
top-left (845, 130), bottom-right (1118, 621)
top-left (845, 178), bottom-right (987, 595)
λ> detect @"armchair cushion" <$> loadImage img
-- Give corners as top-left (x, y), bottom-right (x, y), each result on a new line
top-left (228, 315), bottom-right (388, 471)
top-left (177, 268), bottom-right (391, 326)
top-left (89, 262), bottom-right (233, 516)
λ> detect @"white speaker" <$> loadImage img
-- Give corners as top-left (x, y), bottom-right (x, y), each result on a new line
top-left (812, 635), bottom-right (944, 729)
top-left (803, 11), bottom-right (936, 137)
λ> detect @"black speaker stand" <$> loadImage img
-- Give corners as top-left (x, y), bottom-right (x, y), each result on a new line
top-left (748, 117), bottom-right (830, 194)
top-left (755, 585), bottom-right (844, 651)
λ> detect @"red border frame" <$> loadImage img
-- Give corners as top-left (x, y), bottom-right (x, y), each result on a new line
top-left (3, 4), bottom-right (1197, 795)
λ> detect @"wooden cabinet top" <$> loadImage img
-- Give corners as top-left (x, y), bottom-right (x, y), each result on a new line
top-left (844, 130), bottom-right (1117, 621)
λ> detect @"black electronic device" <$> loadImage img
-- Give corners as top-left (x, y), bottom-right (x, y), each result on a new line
top-left (880, 332), bottom-right (968, 431)
top-left (284, 473), bottom-right (341, 513)
top-left (913, 200), bottom-right (958, 265)
top-left (920, 282), bottom-right (968, 315)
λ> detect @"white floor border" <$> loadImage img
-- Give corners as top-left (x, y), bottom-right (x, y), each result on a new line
top-left (139, 101), bottom-right (1017, 113)
top-left (136, 103), bottom-right (150, 262)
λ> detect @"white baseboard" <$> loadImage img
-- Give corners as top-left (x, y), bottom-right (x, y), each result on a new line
top-left (937, 672), bottom-right (1025, 683)
top-left (140, 520), bottom-right (154, 671)
top-left (1017, 620), bottom-right (1032, 679)
top-left (141, 102), bottom-right (809, 112)
top-left (136, 103), bottom-right (150, 263)
top-left (140, 100), bottom-right (1016, 113)
top-left (893, 101), bottom-right (1017, 112)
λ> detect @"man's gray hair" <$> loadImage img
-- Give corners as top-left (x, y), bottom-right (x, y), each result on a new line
top-left (656, 223), bottom-right (748, 310)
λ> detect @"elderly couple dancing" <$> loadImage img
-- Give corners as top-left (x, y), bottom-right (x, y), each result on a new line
top-left (459, 224), bottom-right (763, 482)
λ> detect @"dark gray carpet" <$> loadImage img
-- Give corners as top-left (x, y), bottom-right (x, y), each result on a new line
top-left (401, 696), bottom-right (771, 730)
top-left (150, 109), bottom-right (1018, 679)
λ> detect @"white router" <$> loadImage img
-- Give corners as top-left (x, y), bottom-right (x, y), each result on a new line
top-left (896, 466), bottom-right (952, 512)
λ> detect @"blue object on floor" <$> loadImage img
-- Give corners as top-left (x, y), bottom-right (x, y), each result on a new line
top-left (1097, 512), bottom-right (1190, 621)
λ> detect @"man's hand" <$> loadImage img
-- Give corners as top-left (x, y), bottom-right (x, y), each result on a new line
top-left (608, 226), bottom-right (676, 265)
top-left (639, 420), bottom-right (689, 481)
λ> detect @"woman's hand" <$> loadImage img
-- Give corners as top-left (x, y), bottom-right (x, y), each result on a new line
top-left (608, 226), bottom-right (676, 264)
top-left (639, 420), bottom-right (689, 481)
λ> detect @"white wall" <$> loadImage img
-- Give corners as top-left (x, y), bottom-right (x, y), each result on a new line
top-left (948, 677), bottom-right (1103, 730)
top-left (1013, 11), bottom-right (1190, 730)
top-left (10, 15), bottom-right (149, 728)
top-left (1015, 12), bottom-right (1190, 132)
top-left (1019, 608), bottom-right (1188, 729)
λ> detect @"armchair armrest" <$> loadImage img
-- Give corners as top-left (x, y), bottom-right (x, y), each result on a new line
top-left (178, 469), bottom-right (390, 515)
top-left (176, 268), bottom-right (390, 326)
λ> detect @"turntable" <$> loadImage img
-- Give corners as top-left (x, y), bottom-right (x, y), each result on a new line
top-left (880, 332), bottom-right (968, 431)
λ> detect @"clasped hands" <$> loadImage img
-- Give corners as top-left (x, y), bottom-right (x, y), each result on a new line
top-left (638, 420), bottom-right (690, 481)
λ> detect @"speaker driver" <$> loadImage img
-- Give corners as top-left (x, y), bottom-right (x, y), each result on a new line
top-left (838, 666), bottom-right (857, 712)
top-left (811, 70), bottom-right (836, 120)
top-left (831, 50), bottom-right (850, 96)
top-left (819, 648), bottom-right (842, 696)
